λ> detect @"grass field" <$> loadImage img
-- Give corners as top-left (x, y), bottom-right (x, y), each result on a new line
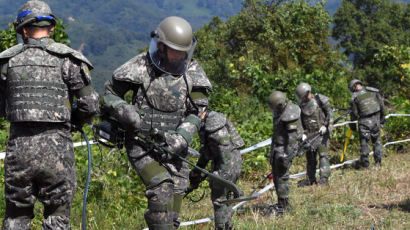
top-left (0, 139), bottom-right (409, 229)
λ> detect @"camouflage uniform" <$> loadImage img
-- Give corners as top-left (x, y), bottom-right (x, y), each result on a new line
top-left (270, 101), bottom-right (303, 211)
top-left (350, 87), bottom-right (385, 167)
top-left (102, 53), bottom-right (212, 229)
top-left (190, 111), bottom-right (244, 230)
top-left (300, 94), bottom-right (334, 184)
top-left (0, 37), bottom-right (99, 229)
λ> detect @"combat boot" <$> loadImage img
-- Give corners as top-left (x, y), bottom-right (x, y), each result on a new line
top-left (297, 178), bottom-right (316, 187)
top-left (264, 198), bottom-right (289, 217)
top-left (374, 159), bottom-right (382, 167)
top-left (317, 177), bottom-right (328, 186)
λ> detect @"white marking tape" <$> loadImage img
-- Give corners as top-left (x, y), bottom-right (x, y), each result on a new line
top-left (1, 114), bottom-right (408, 159)
top-left (177, 138), bottom-right (410, 227)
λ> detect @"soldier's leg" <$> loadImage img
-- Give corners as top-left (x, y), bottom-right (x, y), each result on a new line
top-left (306, 149), bottom-right (317, 184)
top-left (211, 152), bottom-right (241, 230)
top-left (318, 145), bottom-right (331, 184)
top-left (37, 130), bottom-right (76, 230)
top-left (272, 147), bottom-right (291, 210)
top-left (169, 160), bottom-right (190, 229)
top-left (126, 142), bottom-right (174, 230)
top-left (358, 124), bottom-right (371, 168)
top-left (371, 126), bottom-right (383, 165)
top-left (2, 135), bottom-right (36, 230)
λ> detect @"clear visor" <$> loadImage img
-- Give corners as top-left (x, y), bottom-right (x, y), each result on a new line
top-left (296, 91), bottom-right (309, 103)
top-left (149, 36), bottom-right (197, 75)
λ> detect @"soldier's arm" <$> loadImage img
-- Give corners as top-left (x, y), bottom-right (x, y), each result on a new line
top-left (322, 101), bottom-right (334, 127)
top-left (62, 58), bottom-right (99, 127)
top-left (285, 118), bottom-right (302, 158)
top-left (203, 112), bottom-right (234, 159)
top-left (0, 62), bottom-right (7, 117)
top-left (349, 99), bottom-right (358, 130)
top-left (170, 61), bottom-right (212, 149)
top-left (377, 93), bottom-right (386, 124)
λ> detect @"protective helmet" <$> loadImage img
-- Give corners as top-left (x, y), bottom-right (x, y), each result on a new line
top-left (149, 16), bottom-right (197, 75)
top-left (349, 79), bottom-right (362, 92)
top-left (295, 82), bottom-right (311, 103)
top-left (267, 91), bottom-right (287, 113)
top-left (14, 0), bottom-right (56, 34)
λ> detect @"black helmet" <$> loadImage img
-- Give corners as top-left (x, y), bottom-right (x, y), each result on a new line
top-left (14, 0), bottom-right (56, 34)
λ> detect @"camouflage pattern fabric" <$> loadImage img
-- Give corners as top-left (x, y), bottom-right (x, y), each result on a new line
top-left (102, 53), bottom-right (211, 229)
top-left (270, 102), bottom-right (302, 206)
top-left (0, 37), bottom-right (99, 229)
top-left (3, 123), bottom-right (75, 230)
top-left (350, 87), bottom-right (385, 167)
top-left (357, 114), bottom-right (383, 167)
top-left (300, 94), bottom-right (333, 184)
top-left (195, 111), bottom-right (243, 230)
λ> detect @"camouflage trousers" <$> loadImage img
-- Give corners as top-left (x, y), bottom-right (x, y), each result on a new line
top-left (358, 115), bottom-right (383, 166)
top-left (306, 135), bottom-right (331, 183)
top-left (209, 149), bottom-right (242, 230)
top-left (2, 123), bottom-right (76, 230)
top-left (270, 146), bottom-right (292, 201)
top-left (125, 136), bottom-right (189, 230)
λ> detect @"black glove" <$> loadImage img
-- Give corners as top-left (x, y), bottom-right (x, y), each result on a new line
top-left (189, 169), bottom-right (203, 190)
top-left (349, 123), bottom-right (357, 131)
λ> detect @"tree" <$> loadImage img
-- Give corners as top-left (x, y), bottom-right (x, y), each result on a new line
top-left (332, 0), bottom-right (409, 96)
top-left (195, 0), bottom-right (346, 103)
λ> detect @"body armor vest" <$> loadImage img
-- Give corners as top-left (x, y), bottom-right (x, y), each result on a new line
top-left (354, 89), bottom-right (380, 117)
top-left (6, 46), bottom-right (70, 122)
top-left (301, 97), bottom-right (324, 133)
top-left (273, 103), bottom-right (300, 145)
top-left (136, 73), bottom-right (189, 133)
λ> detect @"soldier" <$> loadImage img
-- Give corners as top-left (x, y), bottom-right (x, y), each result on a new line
top-left (188, 110), bottom-right (244, 230)
top-left (265, 91), bottom-right (303, 216)
top-left (0, 1), bottom-right (99, 229)
top-left (295, 83), bottom-right (334, 186)
top-left (102, 16), bottom-right (212, 229)
top-left (349, 79), bottom-right (385, 168)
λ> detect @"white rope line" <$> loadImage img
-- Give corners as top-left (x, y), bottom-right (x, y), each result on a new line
top-left (0, 114), bottom-right (408, 159)
top-left (178, 138), bottom-right (410, 227)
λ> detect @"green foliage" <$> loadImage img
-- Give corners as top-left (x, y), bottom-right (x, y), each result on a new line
top-left (332, 0), bottom-right (410, 97)
top-left (0, 23), bottom-right (17, 51)
top-left (50, 18), bottom-right (70, 46)
top-left (195, 0), bottom-right (343, 101)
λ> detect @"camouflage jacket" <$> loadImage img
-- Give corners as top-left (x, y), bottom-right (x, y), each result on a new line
top-left (271, 101), bottom-right (303, 156)
top-left (103, 52), bottom-right (212, 146)
top-left (300, 94), bottom-right (334, 134)
top-left (0, 37), bottom-right (99, 125)
top-left (196, 110), bottom-right (244, 170)
top-left (350, 87), bottom-right (385, 123)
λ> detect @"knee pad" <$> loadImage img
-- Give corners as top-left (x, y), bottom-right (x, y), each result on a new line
top-left (275, 154), bottom-right (290, 173)
top-left (144, 182), bottom-right (174, 228)
top-left (318, 146), bottom-right (329, 157)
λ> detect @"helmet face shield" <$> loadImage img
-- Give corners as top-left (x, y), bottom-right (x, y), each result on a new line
top-left (295, 82), bottom-right (311, 103)
top-left (149, 36), bottom-right (197, 75)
